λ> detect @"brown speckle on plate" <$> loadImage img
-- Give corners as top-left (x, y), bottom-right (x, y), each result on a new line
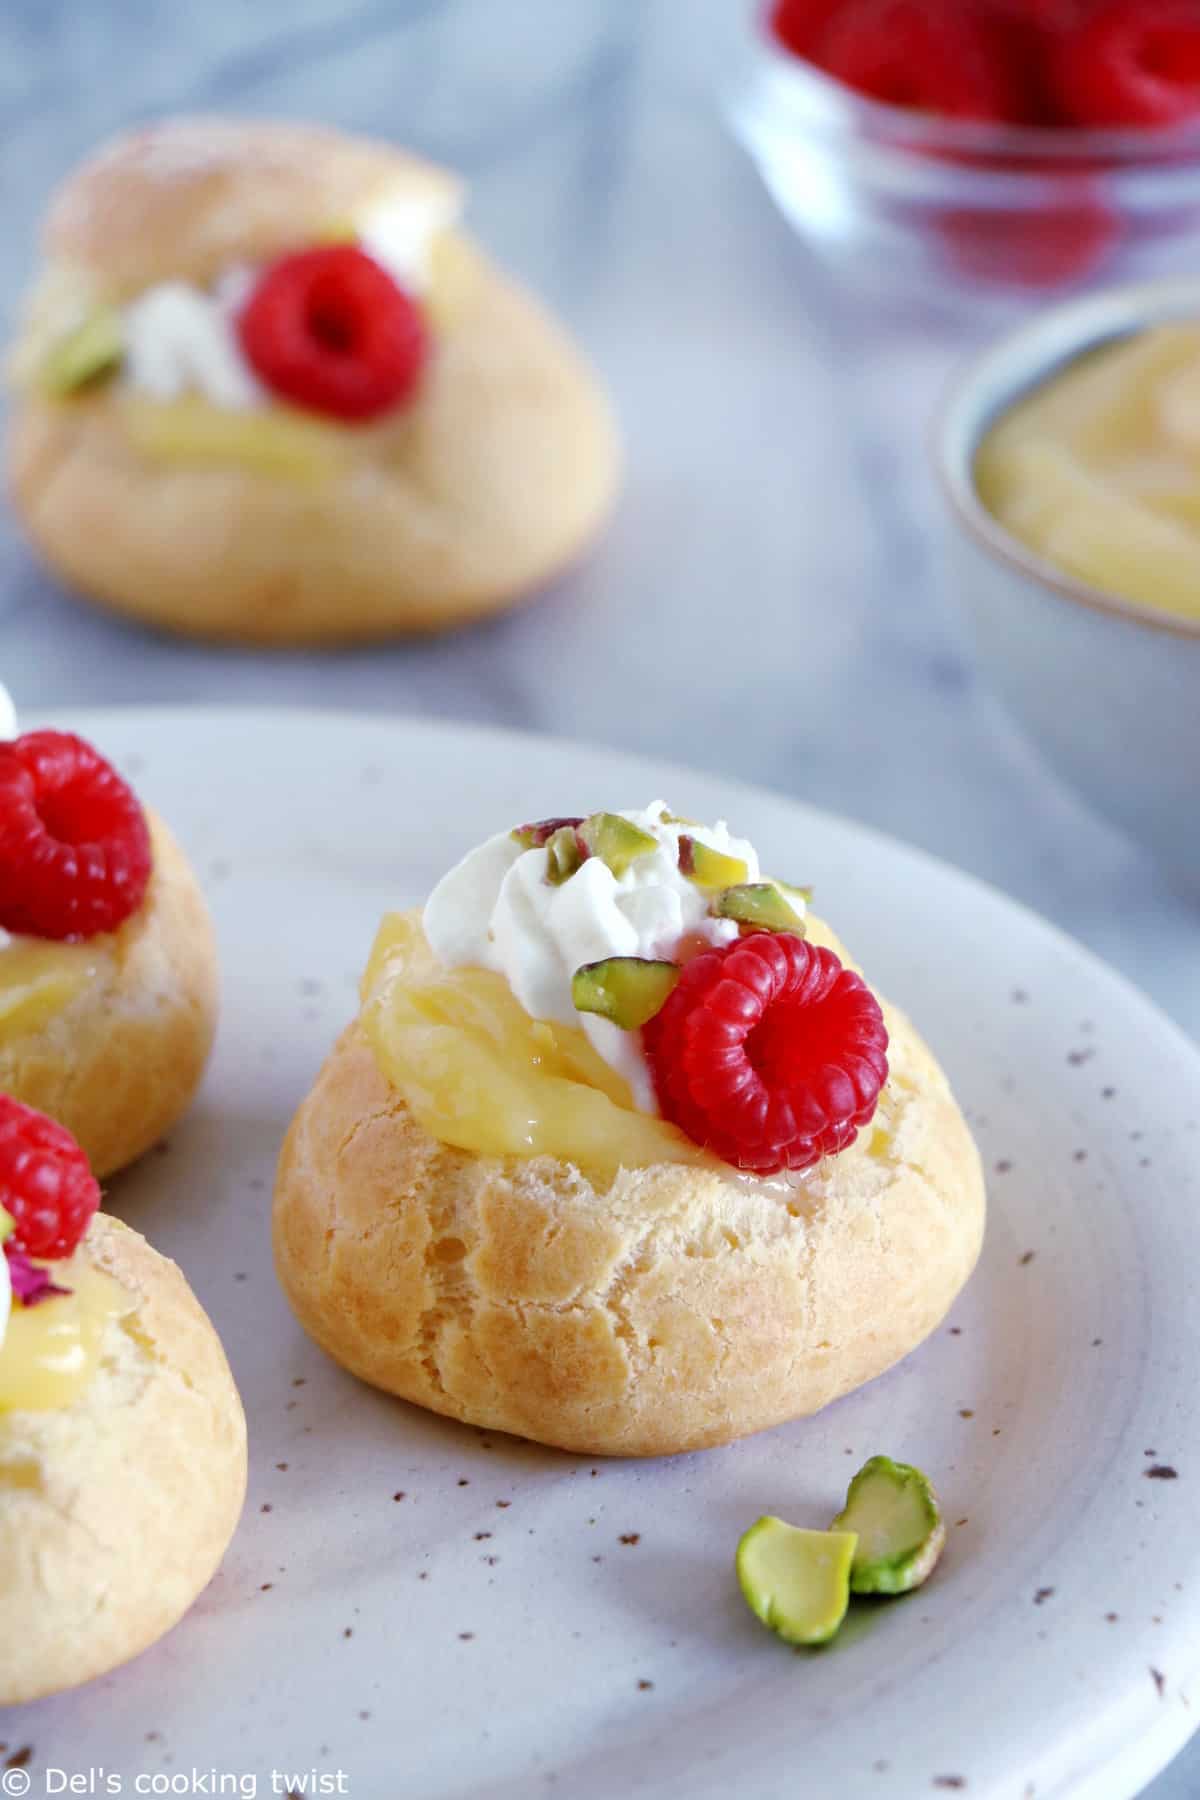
top-left (637, 1679), bottom-right (654, 1692)
top-left (5, 1750), bottom-right (32, 1771)
top-left (995, 1160), bottom-right (1013, 1175)
top-left (276, 1462), bottom-right (288, 1472)
top-left (1072, 1149), bottom-right (1088, 1163)
top-left (260, 1583), bottom-right (273, 1593)
top-left (342, 1627), bottom-right (353, 1640)
top-left (393, 1491), bottom-right (406, 1502)
top-left (1151, 1668), bottom-right (1166, 1698)
top-left (475, 1532), bottom-right (492, 1541)
top-left (260, 1503), bottom-right (273, 1514)
top-left (1067, 1049), bottom-right (1095, 1067)
top-left (1146, 1466), bottom-right (1179, 1481)
top-left (1020, 1251), bottom-right (1035, 1266)
top-left (1034, 1588), bottom-right (1054, 1606)
top-left (619, 1534), bottom-right (641, 1546)
top-left (1012, 989), bottom-right (1028, 1004)
top-left (959, 1409), bottom-right (974, 1420)
top-left (458, 1632), bottom-right (475, 1641)
top-left (932, 1779), bottom-right (966, 1792)
top-left (496, 1500), bottom-right (511, 1509)
top-left (1106, 1612), bottom-right (1119, 1623)
top-left (458, 1478), bottom-right (470, 1487)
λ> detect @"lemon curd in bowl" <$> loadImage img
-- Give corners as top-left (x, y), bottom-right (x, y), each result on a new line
top-left (936, 277), bottom-right (1200, 885)
top-left (975, 322), bottom-right (1200, 625)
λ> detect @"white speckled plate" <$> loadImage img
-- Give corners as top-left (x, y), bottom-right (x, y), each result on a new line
top-left (12, 707), bottom-right (1200, 1800)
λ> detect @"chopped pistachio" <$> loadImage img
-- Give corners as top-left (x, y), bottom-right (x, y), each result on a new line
top-left (831, 1455), bottom-right (946, 1596)
top-left (737, 1516), bottom-right (858, 1647)
top-left (571, 957), bottom-right (680, 1030)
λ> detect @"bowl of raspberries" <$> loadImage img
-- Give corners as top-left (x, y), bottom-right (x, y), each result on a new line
top-left (724, 0), bottom-right (1200, 300)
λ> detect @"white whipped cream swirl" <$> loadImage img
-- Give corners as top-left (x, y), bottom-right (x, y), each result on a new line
top-left (423, 803), bottom-right (782, 1114)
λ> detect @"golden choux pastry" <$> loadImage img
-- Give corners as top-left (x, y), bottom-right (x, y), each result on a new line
top-left (0, 1206), bottom-right (246, 1704)
top-left (274, 808), bottom-right (985, 1457)
top-left (6, 117), bottom-right (621, 644)
top-left (0, 725), bottom-right (218, 1178)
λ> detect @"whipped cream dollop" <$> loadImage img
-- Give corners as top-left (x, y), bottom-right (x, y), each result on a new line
top-left (423, 803), bottom-right (780, 1114)
top-left (121, 186), bottom-right (459, 410)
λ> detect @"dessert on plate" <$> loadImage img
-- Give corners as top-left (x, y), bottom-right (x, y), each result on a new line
top-left (274, 804), bottom-right (985, 1456)
top-left (0, 695), bottom-right (218, 1177)
top-left (0, 1097), bottom-right (246, 1703)
top-left (6, 117), bottom-right (620, 643)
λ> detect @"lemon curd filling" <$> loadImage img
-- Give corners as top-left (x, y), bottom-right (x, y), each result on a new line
top-left (976, 323), bottom-right (1200, 624)
top-left (0, 935), bottom-right (109, 1043)
top-left (361, 914), bottom-right (707, 1174)
top-left (0, 1256), bottom-right (126, 1412)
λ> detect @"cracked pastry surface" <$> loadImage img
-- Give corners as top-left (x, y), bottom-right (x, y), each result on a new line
top-left (272, 915), bottom-right (985, 1457)
top-left (0, 1213), bottom-right (247, 1703)
top-left (0, 813), bottom-right (219, 1179)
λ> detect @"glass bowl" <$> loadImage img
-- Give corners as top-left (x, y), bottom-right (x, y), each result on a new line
top-left (720, 0), bottom-right (1200, 312)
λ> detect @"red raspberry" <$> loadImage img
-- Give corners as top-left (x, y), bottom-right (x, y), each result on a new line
top-left (0, 1097), bottom-right (99, 1260)
top-left (768, 0), bottom-right (846, 58)
top-left (643, 934), bottom-right (889, 1175)
top-left (0, 730), bottom-right (152, 941)
top-left (237, 245), bottom-right (428, 423)
top-left (812, 0), bottom-right (1027, 120)
top-left (1048, 0), bottom-right (1200, 128)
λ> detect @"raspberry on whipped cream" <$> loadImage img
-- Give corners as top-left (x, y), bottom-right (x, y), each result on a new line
top-left (119, 185), bottom-right (458, 412)
top-left (422, 803), bottom-right (784, 1114)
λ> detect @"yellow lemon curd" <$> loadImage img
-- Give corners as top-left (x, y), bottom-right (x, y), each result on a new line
top-left (0, 1253), bottom-right (126, 1412)
top-left (0, 935), bottom-right (107, 1043)
top-left (975, 324), bottom-right (1200, 624)
top-left (361, 913), bottom-right (707, 1175)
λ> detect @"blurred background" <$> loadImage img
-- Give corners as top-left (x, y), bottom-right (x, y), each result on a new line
top-left (0, 7), bottom-right (1197, 1781)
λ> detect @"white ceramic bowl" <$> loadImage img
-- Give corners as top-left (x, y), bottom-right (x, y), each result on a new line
top-left (935, 277), bottom-right (1200, 888)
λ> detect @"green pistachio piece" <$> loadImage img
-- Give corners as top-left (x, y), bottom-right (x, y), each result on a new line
top-left (678, 835), bottom-right (750, 891)
top-left (39, 307), bottom-right (124, 396)
top-left (578, 812), bottom-right (658, 878)
top-left (713, 882), bottom-right (807, 934)
top-left (510, 817), bottom-right (584, 851)
top-left (545, 825), bottom-right (585, 886)
top-left (831, 1455), bottom-right (946, 1596)
top-left (736, 1517), bottom-right (858, 1647)
top-left (571, 957), bottom-right (680, 1030)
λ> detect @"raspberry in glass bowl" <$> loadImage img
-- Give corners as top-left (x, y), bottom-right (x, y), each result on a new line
top-left (721, 0), bottom-right (1200, 308)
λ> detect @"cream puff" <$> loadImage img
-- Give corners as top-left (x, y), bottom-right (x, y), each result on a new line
top-left (0, 706), bottom-right (218, 1177)
top-left (6, 117), bottom-right (621, 644)
top-left (274, 805), bottom-right (986, 1457)
top-left (0, 1097), bottom-right (246, 1703)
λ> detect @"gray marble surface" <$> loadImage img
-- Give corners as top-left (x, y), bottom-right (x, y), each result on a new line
top-left (1, 1), bottom-right (1196, 1792)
